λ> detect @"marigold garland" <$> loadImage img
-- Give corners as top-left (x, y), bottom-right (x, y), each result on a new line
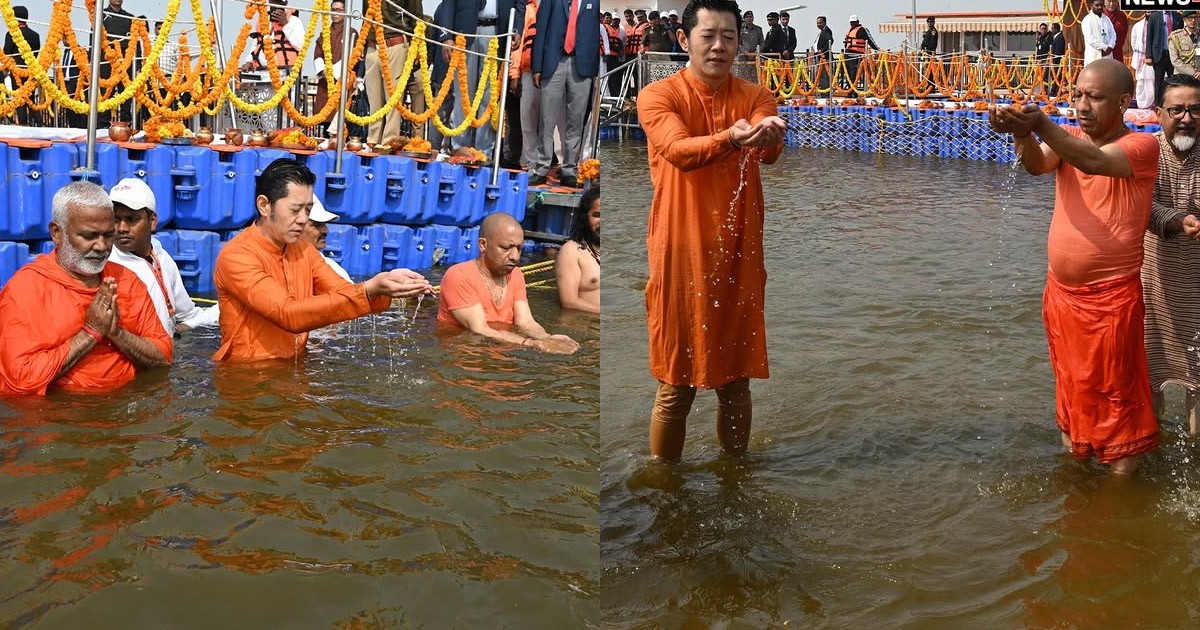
top-left (0, 0), bottom-right (509, 136)
top-left (578, 158), bottom-right (599, 182)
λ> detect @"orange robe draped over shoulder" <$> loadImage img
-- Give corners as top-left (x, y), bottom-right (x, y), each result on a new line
top-left (637, 68), bottom-right (783, 389)
top-left (0, 253), bottom-right (172, 395)
top-left (213, 223), bottom-right (392, 361)
top-left (1042, 128), bottom-right (1160, 463)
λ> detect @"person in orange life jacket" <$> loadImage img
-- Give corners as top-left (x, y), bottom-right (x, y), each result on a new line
top-left (242, 0), bottom-right (304, 71)
top-left (843, 14), bottom-right (878, 89)
top-left (507, 0), bottom-right (543, 170)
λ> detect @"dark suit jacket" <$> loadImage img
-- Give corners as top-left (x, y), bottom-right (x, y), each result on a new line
top-left (784, 25), bottom-right (797, 55)
top-left (1146, 11), bottom-right (1181, 64)
top-left (816, 26), bottom-right (833, 57)
top-left (1050, 32), bottom-right (1065, 59)
top-left (763, 24), bottom-right (786, 54)
top-left (435, 0), bottom-right (526, 42)
top-left (531, 0), bottom-right (601, 79)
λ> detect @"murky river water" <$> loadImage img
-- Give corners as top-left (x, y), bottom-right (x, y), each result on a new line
top-left (1, 288), bottom-right (598, 628)
top-left (600, 143), bottom-right (1200, 627)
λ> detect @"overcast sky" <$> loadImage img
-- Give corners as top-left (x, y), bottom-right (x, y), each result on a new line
top-left (15, 0), bottom-right (1050, 76)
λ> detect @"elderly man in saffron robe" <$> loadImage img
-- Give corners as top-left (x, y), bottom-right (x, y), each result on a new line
top-left (636, 0), bottom-right (785, 461)
top-left (0, 181), bottom-right (172, 395)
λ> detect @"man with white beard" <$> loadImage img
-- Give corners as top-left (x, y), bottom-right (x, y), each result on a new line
top-left (0, 181), bottom-right (172, 395)
top-left (1142, 74), bottom-right (1200, 431)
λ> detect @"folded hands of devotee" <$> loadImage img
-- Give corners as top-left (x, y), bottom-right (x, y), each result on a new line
top-left (989, 103), bottom-right (1045, 138)
top-left (730, 116), bottom-right (786, 148)
top-left (86, 278), bottom-right (119, 338)
top-left (365, 268), bottom-right (434, 299)
top-left (531, 334), bottom-right (580, 355)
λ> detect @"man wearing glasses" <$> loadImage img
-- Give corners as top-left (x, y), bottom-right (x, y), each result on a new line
top-left (1169, 11), bottom-right (1200, 78)
top-left (1142, 74), bottom-right (1200, 433)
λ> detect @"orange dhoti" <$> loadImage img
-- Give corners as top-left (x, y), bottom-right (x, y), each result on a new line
top-left (1043, 271), bottom-right (1160, 463)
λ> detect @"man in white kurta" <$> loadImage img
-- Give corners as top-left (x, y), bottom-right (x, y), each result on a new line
top-left (1131, 16), bottom-right (1155, 108)
top-left (108, 178), bottom-right (220, 337)
top-left (1082, 0), bottom-right (1116, 66)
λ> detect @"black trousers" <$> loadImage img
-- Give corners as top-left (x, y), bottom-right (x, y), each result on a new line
top-left (1154, 55), bottom-right (1175, 107)
top-left (605, 56), bottom-right (622, 96)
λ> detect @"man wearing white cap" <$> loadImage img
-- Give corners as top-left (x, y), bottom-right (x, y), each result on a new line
top-left (108, 178), bottom-right (220, 337)
top-left (843, 14), bottom-right (879, 89)
top-left (300, 197), bottom-right (352, 282)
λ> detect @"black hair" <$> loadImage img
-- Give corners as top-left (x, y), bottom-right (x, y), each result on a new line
top-left (571, 187), bottom-right (600, 248)
top-left (1051, 22), bottom-right (1061, 32)
top-left (256, 158), bottom-right (316, 207)
top-left (817, 15), bottom-right (827, 22)
top-left (780, 11), bottom-right (789, 18)
top-left (1163, 73), bottom-right (1200, 101)
top-left (682, 0), bottom-right (743, 37)
top-left (1039, 22), bottom-right (1047, 28)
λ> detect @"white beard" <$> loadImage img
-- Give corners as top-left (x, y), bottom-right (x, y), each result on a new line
top-left (1171, 134), bottom-right (1196, 153)
top-left (58, 241), bottom-right (109, 276)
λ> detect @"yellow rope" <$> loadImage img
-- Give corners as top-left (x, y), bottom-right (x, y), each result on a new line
top-left (190, 260), bottom-right (558, 304)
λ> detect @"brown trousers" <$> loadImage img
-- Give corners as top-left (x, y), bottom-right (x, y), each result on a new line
top-left (649, 378), bottom-right (752, 460)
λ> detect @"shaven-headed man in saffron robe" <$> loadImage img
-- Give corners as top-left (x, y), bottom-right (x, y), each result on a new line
top-left (438, 212), bottom-right (580, 354)
top-left (991, 58), bottom-right (1160, 474)
top-left (637, 0), bottom-right (786, 461)
top-left (0, 181), bottom-right (172, 395)
top-left (213, 159), bottom-right (433, 361)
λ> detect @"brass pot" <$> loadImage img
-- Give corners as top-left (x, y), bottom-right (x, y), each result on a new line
top-left (247, 129), bottom-right (267, 147)
top-left (224, 128), bottom-right (244, 146)
top-left (345, 136), bottom-right (363, 152)
top-left (108, 121), bottom-right (132, 143)
top-left (194, 127), bottom-right (214, 145)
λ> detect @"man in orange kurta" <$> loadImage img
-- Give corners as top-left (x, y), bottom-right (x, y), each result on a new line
top-left (637, 0), bottom-right (786, 461)
top-left (0, 181), bottom-right (172, 395)
top-left (992, 59), bottom-right (1160, 474)
top-left (213, 159), bottom-right (432, 361)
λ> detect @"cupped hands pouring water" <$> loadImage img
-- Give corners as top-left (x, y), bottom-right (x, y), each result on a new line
top-left (729, 116), bottom-right (787, 148)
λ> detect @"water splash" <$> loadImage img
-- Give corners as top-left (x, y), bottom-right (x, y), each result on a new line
top-left (411, 294), bottom-right (425, 323)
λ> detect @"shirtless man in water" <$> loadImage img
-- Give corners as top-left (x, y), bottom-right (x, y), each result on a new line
top-left (990, 58), bottom-right (1160, 474)
top-left (556, 186), bottom-right (600, 313)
